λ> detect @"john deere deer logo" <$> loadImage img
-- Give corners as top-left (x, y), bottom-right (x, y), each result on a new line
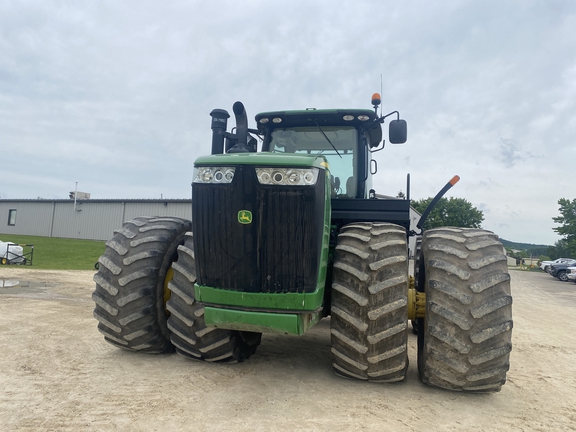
top-left (238, 210), bottom-right (253, 224)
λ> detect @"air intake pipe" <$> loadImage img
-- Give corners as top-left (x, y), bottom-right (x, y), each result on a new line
top-left (210, 109), bottom-right (230, 155)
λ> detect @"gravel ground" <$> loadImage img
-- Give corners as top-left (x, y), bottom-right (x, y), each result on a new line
top-left (0, 268), bottom-right (575, 431)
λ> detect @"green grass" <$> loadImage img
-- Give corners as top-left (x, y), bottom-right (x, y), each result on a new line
top-left (0, 234), bottom-right (105, 270)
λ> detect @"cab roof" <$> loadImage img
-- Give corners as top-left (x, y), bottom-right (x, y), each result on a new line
top-left (255, 109), bottom-right (376, 129)
top-left (255, 108), bottom-right (382, 147)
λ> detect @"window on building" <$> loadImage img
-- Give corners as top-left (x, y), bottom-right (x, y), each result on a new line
top-left (8, 209), bottom-right (16, 226)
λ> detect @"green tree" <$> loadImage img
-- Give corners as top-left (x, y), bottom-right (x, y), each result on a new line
top-left (552, 198), bottom-right (576, 256)
top-left (546, 239), bottom-right (572, 260)
top-left (411, 197), bottom-right (484, 230)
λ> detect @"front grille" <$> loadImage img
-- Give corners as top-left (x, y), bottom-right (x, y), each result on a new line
top-left (193, 165), bottom-right (325, 294)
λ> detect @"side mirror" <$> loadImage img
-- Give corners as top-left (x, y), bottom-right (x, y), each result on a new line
top-left (389, 119), bottom-right (407, 144)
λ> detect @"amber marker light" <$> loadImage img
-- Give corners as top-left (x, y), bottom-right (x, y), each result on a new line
top-left (449, 175), bottom-right (460, 186)
top-left (371, 93), bottom-right (381, 106)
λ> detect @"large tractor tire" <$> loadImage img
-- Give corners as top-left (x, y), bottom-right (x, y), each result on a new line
top-left (92, 216), bottom-right (191, 352)
top-left (330, 222), bottom-right (409, 382)
top-left (166, 231), bottom-right (261, 362)
top-left (417, 227), bottom-right (513, 392)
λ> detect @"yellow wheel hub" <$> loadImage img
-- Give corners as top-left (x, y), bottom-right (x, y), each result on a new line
top-left (408, 275), bottom-right (426, 320)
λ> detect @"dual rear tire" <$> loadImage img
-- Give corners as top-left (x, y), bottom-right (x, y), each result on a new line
top-left (92, 216), bottom-right (190, 353)
top-left (92, 217), bottom-right (260, 362)
top-left (330, 223), bottom-right (512, 392)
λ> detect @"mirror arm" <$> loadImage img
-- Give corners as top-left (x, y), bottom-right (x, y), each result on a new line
top-left (363, 110), bottom-right (400, 131)
top-left (380, 110), bottom-right (400, 122)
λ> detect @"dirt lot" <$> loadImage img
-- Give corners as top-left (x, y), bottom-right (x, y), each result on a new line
top-left (0, 268), bottom-right (575, 431)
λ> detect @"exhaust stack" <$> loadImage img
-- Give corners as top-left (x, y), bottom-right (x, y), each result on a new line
top-left (233, 101), bottom-right (248, 146)
top-left (228, 101), bottom-right (254, 153)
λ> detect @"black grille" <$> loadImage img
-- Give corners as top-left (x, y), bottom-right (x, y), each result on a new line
top-left (193, 165), bottom-right (325, 294)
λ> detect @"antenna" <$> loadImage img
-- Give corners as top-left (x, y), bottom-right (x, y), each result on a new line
top-left (380, 74), bottom-right (383, 116)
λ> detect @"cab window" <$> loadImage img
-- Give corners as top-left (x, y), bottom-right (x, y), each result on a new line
top-left (269, 126), bottom-right (358, 197)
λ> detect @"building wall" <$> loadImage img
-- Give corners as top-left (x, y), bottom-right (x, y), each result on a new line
top-left (0, 201), bottom-right (54, 237)
top-left (123, 202), bottom-right (192, 221)
top-left (51, 202), bottom-right (125, 240)
top-left (0, 200), bottom-right (193, 241)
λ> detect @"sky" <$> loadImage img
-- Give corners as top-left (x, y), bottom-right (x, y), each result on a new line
top-left (1, 0), bottom-right (575, 245)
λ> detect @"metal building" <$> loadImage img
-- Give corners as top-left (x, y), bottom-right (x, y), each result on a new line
top-left (0, 199), bottom-right (192, 241)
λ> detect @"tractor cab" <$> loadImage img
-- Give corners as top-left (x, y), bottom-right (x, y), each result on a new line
top-left (256, 104), bottom-right (406, 200)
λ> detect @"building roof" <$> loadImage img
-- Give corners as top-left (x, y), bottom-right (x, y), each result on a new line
top-left (0, 198), bottom-right (193, 203)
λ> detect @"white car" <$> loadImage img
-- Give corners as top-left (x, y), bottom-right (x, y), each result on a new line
top-left (567, 266), bottom-right (576, 283)
top-left (540, 258), bottom-right (573, 272)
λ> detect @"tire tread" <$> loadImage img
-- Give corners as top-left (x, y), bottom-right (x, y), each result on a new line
top-left (419, 227), bottom-right (512, 392)
top-left (330, 222), bottom-right (409, 382)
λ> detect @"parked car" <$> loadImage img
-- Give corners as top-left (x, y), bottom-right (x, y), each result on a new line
top-left (567, 266), bottom-right (576, 283)
top-left (540, 257), bottom-right (574, 272)
top-left (549, 259), bottom-right (576, 281)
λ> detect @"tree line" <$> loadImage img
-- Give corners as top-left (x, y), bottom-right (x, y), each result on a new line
top-left (549, 198), bottom-right (576, 259)
top-left (410, 197), bottom-right (484, 230)
top-left (407, 195), bottom-right (576, 260)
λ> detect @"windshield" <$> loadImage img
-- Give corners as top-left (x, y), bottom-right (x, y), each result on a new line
top-left (269, 126), bottom-right (358, 197)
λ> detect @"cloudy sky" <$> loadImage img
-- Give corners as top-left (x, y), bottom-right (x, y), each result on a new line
top-left (1, 0), bottom-right (574, 245)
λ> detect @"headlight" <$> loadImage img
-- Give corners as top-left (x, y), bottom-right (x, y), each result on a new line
top-left (255, 167), bottom-right (319, 186)
top-left (193, 167), bottom-right (236, 184)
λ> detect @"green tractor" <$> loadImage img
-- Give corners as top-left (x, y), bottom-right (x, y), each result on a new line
top-left (92, 94), bottom-right (512, 392)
